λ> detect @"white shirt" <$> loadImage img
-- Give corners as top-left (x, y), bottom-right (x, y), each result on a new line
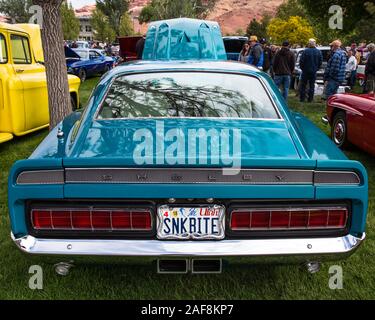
top-left (346, 55), bottom-right (357, 72)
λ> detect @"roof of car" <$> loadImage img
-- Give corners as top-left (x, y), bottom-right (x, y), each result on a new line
top-left (222, 36), bottom-right (248, 40)
top-left (0, 22), bottom-right (30, 34)
top-left (108, 60), bottom-right (262, 77)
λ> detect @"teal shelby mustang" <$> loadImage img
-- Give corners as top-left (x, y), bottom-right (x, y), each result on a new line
top-left (8, 19), bottom-right (367, 274)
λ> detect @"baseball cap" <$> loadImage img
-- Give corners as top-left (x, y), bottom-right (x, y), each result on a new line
top-left (282, 40), bottom-right (290, 47)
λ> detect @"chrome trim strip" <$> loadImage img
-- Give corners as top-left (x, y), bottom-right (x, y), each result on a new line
top-left (12, 233), bottom-right (365, 258)
top-left (16, 170), bottom-right (64, 185)
top-left (16, 169), bottom-right (362, 186)
top-left (314, 171), bottom-right (361, 185)
top-left (65, 168), bottom-right (314, 185)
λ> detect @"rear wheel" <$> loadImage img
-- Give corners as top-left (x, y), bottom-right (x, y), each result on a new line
top-left (331, 111), bottom-right (349, 148)
top-left (78, 68), bottom-right (87, 82)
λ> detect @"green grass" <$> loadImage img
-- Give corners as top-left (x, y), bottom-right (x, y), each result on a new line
top-left (0, 78), bottom-right (374, 299)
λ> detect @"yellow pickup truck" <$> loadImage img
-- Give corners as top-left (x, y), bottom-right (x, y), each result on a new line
top-left (0, 23), bottom-right (80, 143)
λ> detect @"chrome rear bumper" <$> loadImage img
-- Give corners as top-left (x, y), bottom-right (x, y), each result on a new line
top-left (12, 233), bottom-right (365, 263)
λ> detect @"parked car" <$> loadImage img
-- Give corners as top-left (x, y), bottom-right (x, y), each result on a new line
top-left (65, 47), bottom-right (115, 81)
top-left (292, 46), bottom-right (351, 93)
top-left (118, 36), bottom-right (142, 61)
top-left (292, 46), bottom-right (331, 90)
top-left (222, 36), bottom-right (248, 61)
top-left (0, 23), bottom-right (80, 144)
top-left (9, 19), bottom-right (367, 275)
top-left (76, 40), bottom-right (90, 49)
top-left (323, 93), bottom-right (375, 155)
top-left (356, 64), bottom-right (366, 87)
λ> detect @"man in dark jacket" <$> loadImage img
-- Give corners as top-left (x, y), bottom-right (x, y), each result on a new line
top-left (272, 40), bottom-right (295, 100)
top-left (365, 43), bottom-right (375, 94)
top-left (260, 38), bottom-right (271, 73)
top-left (135, 36), bottom-right (145, 60)
top-left (324, 40), bottom-right (346, 99)
top-left (299, 38), bottom-right (323, 102)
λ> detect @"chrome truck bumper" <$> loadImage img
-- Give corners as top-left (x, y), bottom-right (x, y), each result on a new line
top-left (12, 233), bottom-right (365, 264)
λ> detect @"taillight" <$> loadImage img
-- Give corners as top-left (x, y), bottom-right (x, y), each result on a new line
top-left (230, 207), bottom-right (348, 230)
top-left (31, 208), bottom-right (152, 231)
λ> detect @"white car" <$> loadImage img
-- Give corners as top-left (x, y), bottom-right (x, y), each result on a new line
top-left (76, 41), bottom-right (90, 49)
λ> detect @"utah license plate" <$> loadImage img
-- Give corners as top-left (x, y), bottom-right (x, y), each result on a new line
top-left (157, 205), bottom-right (225, 240)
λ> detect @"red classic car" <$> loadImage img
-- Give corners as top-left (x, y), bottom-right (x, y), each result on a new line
top-left (324, 93), bottom-right (375, 155)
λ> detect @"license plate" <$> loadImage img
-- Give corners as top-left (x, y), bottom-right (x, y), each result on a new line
top-left (157, 205), bottom-right (225, 240)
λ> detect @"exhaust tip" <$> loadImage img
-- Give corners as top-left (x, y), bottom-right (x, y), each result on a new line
top-left (157, 259), bottom-right (188, 274)
top-left (192, 259), bottom-right (222, 274)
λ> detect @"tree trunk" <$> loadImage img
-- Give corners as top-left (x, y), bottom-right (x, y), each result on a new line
top-left (33, 0), bottom-right (71, 130)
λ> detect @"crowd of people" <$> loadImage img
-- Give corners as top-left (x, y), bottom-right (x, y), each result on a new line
top-left (238, 35), bottom-right (375, 101)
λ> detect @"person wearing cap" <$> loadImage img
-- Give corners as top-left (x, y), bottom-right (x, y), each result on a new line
top-left (324, 39), bottom-right (347, 99)
top-left (272, 40), bottom-right (295, 100)
top-left (247, 35), bottom-right (264, 68)
top-left (365, 43), bottom-right (375, 94)
top-left (299, 38), bottom-right (323, 102)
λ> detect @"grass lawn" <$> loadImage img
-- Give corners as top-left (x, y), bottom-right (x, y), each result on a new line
top-left (0, 78), bottom-right (374, 299)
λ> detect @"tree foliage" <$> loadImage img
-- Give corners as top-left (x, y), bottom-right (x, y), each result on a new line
top-left (60, 1), bottom-right (80, 40)
top-left (349, 1), bottom-right (375, 43)
top-left (0, 0), bottom-right (32, 23)
top-left (276, 0), bottom-right (306, 19)
top-left (96, 0), bottom-right (130, 36)
top-left (91, 8), bottom-right (116, 42)
top-left (299, 0), bottom-right (372, 35)
top-left (119, 12), bottom-right (134, 36)
top-left (246, 14), bottom-right (272, 39)
top-left (267, 16), bottom-right (315, 46)
top-left (138, 0), bottom-right (216, 23)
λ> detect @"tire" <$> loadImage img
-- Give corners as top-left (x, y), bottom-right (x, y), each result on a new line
top-left (70, 94), bottom-right (77, 111)
top-left (78, 68), bottom-right (87, 82)
top-left (331, 111), bottom-right (349, 148)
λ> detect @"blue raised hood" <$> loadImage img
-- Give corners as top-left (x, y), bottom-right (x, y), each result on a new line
top-left (142, 18), bottom-right (227, 61)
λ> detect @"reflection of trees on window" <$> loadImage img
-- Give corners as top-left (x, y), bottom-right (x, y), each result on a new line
top-left (99, 77), bottom-right (268, 119)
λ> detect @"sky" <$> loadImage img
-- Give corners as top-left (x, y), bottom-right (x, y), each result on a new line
top-left (69, 0), bottom-right (96, 9)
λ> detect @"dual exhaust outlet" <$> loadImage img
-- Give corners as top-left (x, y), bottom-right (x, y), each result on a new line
top-left (157, 259), bottom-right (222, 274)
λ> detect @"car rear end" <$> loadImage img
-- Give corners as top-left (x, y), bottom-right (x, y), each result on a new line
top-left (9, 158), bottom-right (367, 273)
top-left (7, 63), bottom-right (368, 274)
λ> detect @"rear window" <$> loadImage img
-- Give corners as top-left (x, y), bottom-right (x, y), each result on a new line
top-left (74, 50), bottom-right (89, 59)
top-left (223, 39), bottom-right (247, 53)
top-left (97, 72), bottom-right (279, 119)
top-left (0, 34), bottom-right (7, 63)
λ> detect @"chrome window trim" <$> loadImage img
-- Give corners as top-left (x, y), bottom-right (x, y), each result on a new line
top-left (93, 70), bottom-right (284, 121)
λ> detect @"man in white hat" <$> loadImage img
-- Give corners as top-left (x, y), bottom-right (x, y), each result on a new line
top-left (299, 38), bottom-right (323, 102)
